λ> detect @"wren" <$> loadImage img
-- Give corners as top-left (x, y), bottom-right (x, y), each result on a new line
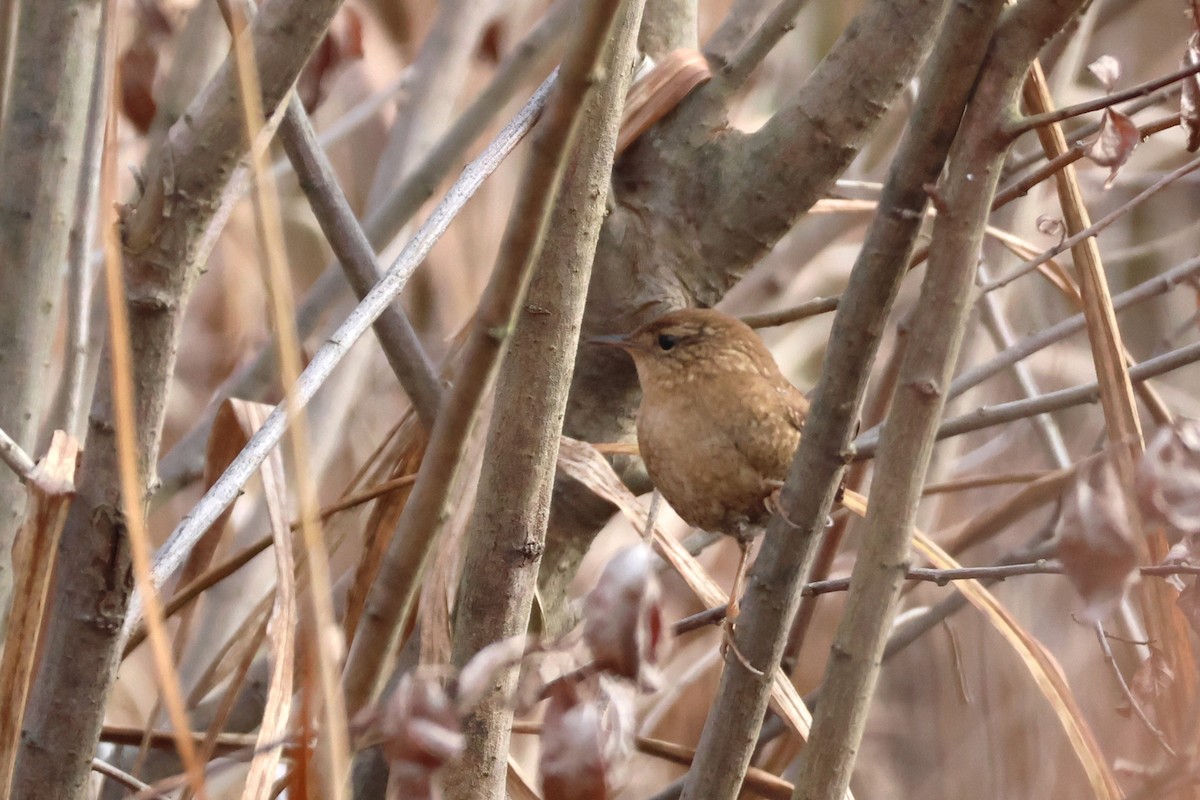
top-left (593, 308), bottom-right (809, 621)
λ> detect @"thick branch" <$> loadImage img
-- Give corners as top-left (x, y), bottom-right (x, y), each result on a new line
top-left (12, 1), bottom-right (347, 796)
top-left (791, 6), bottom-right (1018, 790)
top-left (0, 0), bottom-right (103, 630)
top-left (340, 0), bottom-right (631, 716)
top-left (677, 0), bottom-right (992, 795)
top-left (443, 6), bottom-right (644, 798)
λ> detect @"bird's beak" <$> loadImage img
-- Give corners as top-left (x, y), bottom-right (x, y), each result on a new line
top-left (586, 333), bottom-right (635, 350)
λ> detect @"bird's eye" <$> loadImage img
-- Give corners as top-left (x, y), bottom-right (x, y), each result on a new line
top-left (657, 334), bottom-right (677, 351)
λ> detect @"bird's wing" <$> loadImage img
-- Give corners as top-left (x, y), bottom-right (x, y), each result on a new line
top-left (779, 382), bottom-right (809, 434)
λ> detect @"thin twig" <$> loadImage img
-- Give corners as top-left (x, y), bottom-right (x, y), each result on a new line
top-left (1010, 59), bottom-right (1200, 137)
top-left (945, 251), bottom-right (1199, 405)
top-left (341, 0), bottom-right (624, 715)
top-left (0, 426), bottom-right (35, 483)
top-left (1093, 622), bottom-right (1176, 758)
top-left (91, 758), bottom-right (170, 800)
top-left (741, 295), bottom-right (841, 329)
top-left (980, 151), bottom-right (1200, 295)
top-left (717, 0), bottom-right (815, 93)
top-left (992, 113), bottom-right (1179, 209)
top-left (855, 339), bottom-right (1200, 459)
top-left (976, 263), bottom-right (1071, 468)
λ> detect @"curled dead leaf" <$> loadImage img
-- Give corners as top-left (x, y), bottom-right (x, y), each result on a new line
top-left (1137, 419), bottom-right (1200, 541)
top-left (582, 544), bottom-right (668, 690)
top-left (1083, 109), bottom-right (1139, 188)
top-left (296, 4), bottom-right (366, 113)
top-left (1177, 577), bottom-right (1200, 637)
top-left (1087, 55), bottom-right (1122, 93)
top-left (1056, 457), bottom-right (1139, 621)
top-left (540, 679), bottom-right (634, 800)
top-left (1036, 214), bottom-right (1066, 243)
top-left (379, 672), bottom-right (464, 800)
top-left (617, 49), bottom-right (712, 155)
top-left (1117, 648), bottom-right (1174, 729)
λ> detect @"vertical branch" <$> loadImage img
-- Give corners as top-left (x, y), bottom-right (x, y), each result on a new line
top-left (677, 0), bottom-right (1002, 795)
top-left (340, 0), bottom-right (634, 717)
top-left (791, 29), bottom-right (1012, 800)
top-left (793, 5), bottom-right (1095, 798)
top-left (0, 0), bottom-right (104, 632)
top-left (12, 1), bottom-right (349, 796)
top-left (1020, 60), bottom-right (1199, 748)
top-left (442, 3), bottom-right (645, 798)
top-left (224, 2), bottom-right (351, 794)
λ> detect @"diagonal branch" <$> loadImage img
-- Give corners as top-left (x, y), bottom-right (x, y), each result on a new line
top-left (340, 0), bottom-right (632, 716)
top-left (677, 1), bottom-right (997, 796)
top-left (443, 6), bottom-right (646, 796)
top-left (12, 2), bottom-right (349, 795)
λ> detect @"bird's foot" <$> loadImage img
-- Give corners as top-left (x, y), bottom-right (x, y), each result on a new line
top-left (720, 616), bottom-right (764, 676)
top-left (765, 484), bottom-right (834, 530)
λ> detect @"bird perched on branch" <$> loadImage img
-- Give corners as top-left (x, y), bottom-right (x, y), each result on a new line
top-left (592, 307), bottom-right (809, 625)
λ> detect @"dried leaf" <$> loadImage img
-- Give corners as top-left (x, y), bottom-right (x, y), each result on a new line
top-left (1182, 34), bottom-right (1200, 151)
top-left (1087, 55), bottom-right (1122, 92)
top-left (1118, 649), bottom-right (1174, 728)
top-left (296, 5), bottom-right (366, 113)
top-left (1083, 109), bottom-right (1140, 188)
top-left (117, 1), bottom-right (173, 133)
top-left (455, 635), bottom-right (531, 712)
top-left (539, 680), bottom-right (634, 800)
top-left (1137, 419), bottom-right (1200, 540)
top-left (1056, 457), bottom-right (1139, 621)
top-left (617, 49), bottom-right (711, 155)
top-left (1036, 214), bottom-right (1066, 243)
top-left (582, 544), bottom-right (668, 690)
top-left (380, 673), bottom-right (464, 800)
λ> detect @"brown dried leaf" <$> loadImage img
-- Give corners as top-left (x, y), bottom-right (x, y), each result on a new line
top-left (1118, 649), bottom-right (1174, 728)
top-left (539, 680), bottom-right (634, 800)
top-left (380, 672), bottom-right (464, 800)
top-left (582, 544), bottom-right (667, 690)
top-left (1137, 419), bottom-right (1200, 540)
top-left (1182, 34), bottom-right (1200, 152)
top-left (0, 432), bottom-right (78, 786)
top-left (1056, 457), bottom-right (1139, 621)
top-left (1087, 55), bottom-right (1122, 92)
top-left (117, 0), bottom-right (174, 134)
top-left (296, 4), bottom-right (366, 113)
top-left (1083, 109), bottom-right (1140, 188)
top-left (617, 49), bottom-right (712, 155)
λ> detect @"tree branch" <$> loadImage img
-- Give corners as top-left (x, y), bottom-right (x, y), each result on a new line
top-left (13, 2), bottom-right (350, 794)
top-left (443, 6), bottom-right (645, 797)
top-left (790, 0), bottom-right (1030, 789)
top-left (340, 0), bottom-right (631, 716)
top-left (141, 75), bottom-right (555, 617)
top-left (154, 0), bottom-right (573, 491)
top-left (277, 96), bottom-right (444, 425)
top-left (676, 1), bottom-right (993, 795)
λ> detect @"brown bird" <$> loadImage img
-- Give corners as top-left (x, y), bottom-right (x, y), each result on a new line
top-left (593, 308), bottom-right (809, 623)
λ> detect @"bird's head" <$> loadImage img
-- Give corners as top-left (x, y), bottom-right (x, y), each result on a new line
top-left (589, 308), bottom-right (778, 390)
